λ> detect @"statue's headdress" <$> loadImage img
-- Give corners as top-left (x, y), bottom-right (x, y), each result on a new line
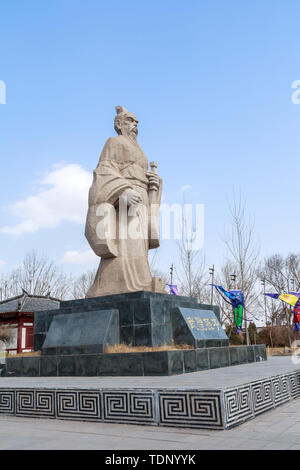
top-left (114, 106), bottom-right (138, 134)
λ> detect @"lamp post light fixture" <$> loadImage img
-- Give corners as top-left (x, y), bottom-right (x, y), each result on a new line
top-left (209, 265), bottom-right (215, 305)
top-left (290, 278), bottom-right (295, 292)
top-left (230, 273), bottom-right (236, 290)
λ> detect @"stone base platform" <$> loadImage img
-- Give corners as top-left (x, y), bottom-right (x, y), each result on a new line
top-left (2, 345), bottom-right (266, 377)
top-left (34, 291), bottom-right (228, 352)
top-left (0, 357), bottom-right (299, 430)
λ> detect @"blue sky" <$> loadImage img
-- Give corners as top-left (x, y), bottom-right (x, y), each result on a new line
top-left (0, 0), bottom-right (300, 282)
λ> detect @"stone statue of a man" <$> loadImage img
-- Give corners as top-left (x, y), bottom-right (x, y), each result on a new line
top-left (85, 106), bottom-right (165, 297)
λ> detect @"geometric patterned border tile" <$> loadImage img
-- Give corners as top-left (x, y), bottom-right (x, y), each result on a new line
top-left (272, 375), bottom-right (290, 406)
top-left (1, 370), bottom-right (300, 430)
top-left (224, 385), bottom-right (253, 427)
top-left (16, 389), bottom-right (56, 418)
top-left (103, 390), bottom-right (156, 424)
top-left (251, 379), bottom-right (273, 416)
top-left (223, 371), bottom-right (300, 428)
top-left (288, 371), bottom-right (300, 399)
top-left (56, 390), bottom-right (101, 421)
top-left (0, 389), bottom-right (15, 415)
top-left (158, 391), bottom-right (223, 429)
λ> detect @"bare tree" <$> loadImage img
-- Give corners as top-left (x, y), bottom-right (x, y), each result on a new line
top-left (257, 253), bottom-right (300, 346)
top-left (177, 244), bottom-right (209, 301)
top-left (223, 193), bottom-right (260, 344)
top-left (258, 254), bottom-right (288, 326)
top-left (72, 268), bottom-right (98, 299)
top-left (286, 253), bottom-right (300, 292)
top-left (176, 211), bottom-right (209, 302)
top-left (258, 254), bottom-right (291, 292)
top-left (148, 249), bottom-right (169, 287)
top-left (0, 250), bottom-right (72, 300)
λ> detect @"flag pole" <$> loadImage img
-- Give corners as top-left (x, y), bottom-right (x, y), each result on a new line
top-left (170, 263), bottom-right (174, 285)
top-left (209, 265), bottom-right (214, 305)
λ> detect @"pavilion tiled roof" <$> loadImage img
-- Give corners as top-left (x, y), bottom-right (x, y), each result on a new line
top-left (0, 291), bottom-right (60, 313)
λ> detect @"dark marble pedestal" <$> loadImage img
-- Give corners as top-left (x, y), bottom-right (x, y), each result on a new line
top-left (34, 291), bottom-right (224, 351)
top-left (0, 292), bottom-right (266, 378)
top-left (2, 345), bottom-right (267, 377)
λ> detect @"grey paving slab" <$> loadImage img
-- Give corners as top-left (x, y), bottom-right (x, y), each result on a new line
top-left (289, 444), bottom-right (300, 450)
top-left (1, 356), bottom-right (299, 432)
top-left (0, 356), bottom-right (297, 390)
top-left (262, 441), bottom-right (293, 450)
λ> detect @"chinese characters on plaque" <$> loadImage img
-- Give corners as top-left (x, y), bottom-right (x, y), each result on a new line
top-left (185, 315), bottom-right (220, 332)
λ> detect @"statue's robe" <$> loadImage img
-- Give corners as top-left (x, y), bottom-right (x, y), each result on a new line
top-left (85, 135), bottom-right (162, 297)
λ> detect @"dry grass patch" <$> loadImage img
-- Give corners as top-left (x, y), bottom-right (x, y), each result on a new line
top-left (6, 351), bottom-right (41, 358)
top-left (267, 347), bottom-right (293, 356)
top-left (104, 343), bottom-right (194, 354)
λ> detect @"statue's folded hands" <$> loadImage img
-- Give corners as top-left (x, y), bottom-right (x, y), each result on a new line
top-left (121, 188), bottom-right (143, 206)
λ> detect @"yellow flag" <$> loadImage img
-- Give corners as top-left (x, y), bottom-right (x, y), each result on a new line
top-left (278, 294), bottom-right (299, 307)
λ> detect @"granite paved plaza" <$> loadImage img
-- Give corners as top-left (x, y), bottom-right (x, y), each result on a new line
top-left (0, 397), bottom-right (300, 450)
top-left (0, 356), bottom-right (300, 431)
top-left (0, 356), bottom-right (295, 389)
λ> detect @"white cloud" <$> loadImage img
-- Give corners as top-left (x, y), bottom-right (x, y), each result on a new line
top-left (1, 163), bottom-right (93, 237)
top-left (181, 185), bottom-right (192, 192)
top-left (60, 249), bottom-right (98, 265)
top-left (0, 260), bottom-right (6, 266)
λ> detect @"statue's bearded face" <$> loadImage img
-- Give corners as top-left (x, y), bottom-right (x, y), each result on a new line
top-left (118, 115), bottom-right (138, 140)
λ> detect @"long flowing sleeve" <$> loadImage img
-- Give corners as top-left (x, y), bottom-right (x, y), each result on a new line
top-left (89, 138), bottom-right (135, 207)
top-left (85, 138), bottom-right (134, 258)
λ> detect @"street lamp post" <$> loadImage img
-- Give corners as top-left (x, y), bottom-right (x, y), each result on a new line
top-left (261, 279), bottom-right (267, 327)
top-left (209, 265), bottom-right (215, 305)
top-left (262, 278), bottom-right (273, 348)
top-left (170, 264), bottom-right (174, 285)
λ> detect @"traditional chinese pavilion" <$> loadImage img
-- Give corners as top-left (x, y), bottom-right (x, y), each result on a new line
top-left (0, 290), bottom-right (60, 354)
